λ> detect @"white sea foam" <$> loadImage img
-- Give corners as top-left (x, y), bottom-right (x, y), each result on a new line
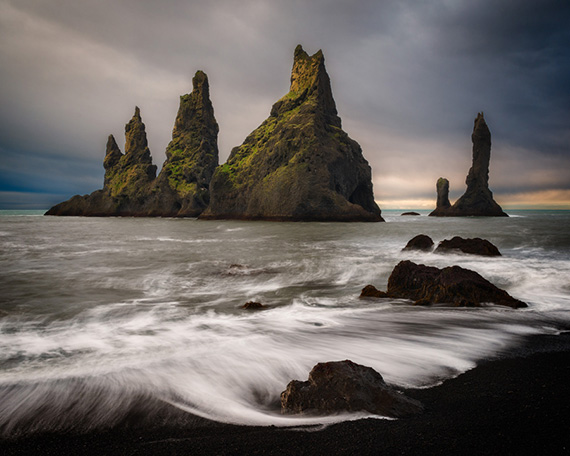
top-left (0, 210), bottom-right (568, 432)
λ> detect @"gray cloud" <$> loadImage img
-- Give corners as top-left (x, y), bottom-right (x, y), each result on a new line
top-left (1, 0), bottom-right (569, 209)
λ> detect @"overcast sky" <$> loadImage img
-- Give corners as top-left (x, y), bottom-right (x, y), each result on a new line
top-left (1, 0), bottom-right (569, 210)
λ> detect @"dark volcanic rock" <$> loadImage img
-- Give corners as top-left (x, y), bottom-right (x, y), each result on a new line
top-left (429, 177), bottom-right (451, 216)
top-left (401, 212), bottom-right (420, 216)
top-left (241, 301), bottom-right (266, 310)
top-left (148, 71), bottom-right (219, 217)
top-left (435, 236), bottom-right (501, 256)
top-left (280, 360), bottom-right (422, 418)
top-left (46, 107), bottom-right (158, 216)
top-left (366, 260), bottom-right (526, 308)
top-left (429, 114), bottom-right (507, 217)
top-left (46, 72), bottom-right (219, 217)
top-left (360, 285), bottom-right (389, 298)
top-left (403, 234), bottom-right (434, 251)
top-left (201, 45), bottom-right (383, 222)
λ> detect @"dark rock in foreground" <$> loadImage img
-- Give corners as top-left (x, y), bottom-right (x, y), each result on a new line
top-left (361, 260), bottom-right (526, 308)
top-left (201, 45), bottom-right (383, 222)
top-left (429, 113), bottom-right (507, 217)
top-left (403, 234), bottom-right (434, 251)
top-left (401, 212), bottom-right (420, 216)
top-left (435, 236), bottom-right (501, 256)
top-left (46, 72), bottom-right (218, 217)
top-left (280, 360), bottom-right (422, 418)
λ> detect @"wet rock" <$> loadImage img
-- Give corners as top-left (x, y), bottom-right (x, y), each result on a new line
top-left (370, 260), bottom-right (526, 308)
top-left (242, 301), bottom-right (266, 310)
top-left (360, 285), bottom-right (389, 298)
top-left (201, 45), bottom-right (383, 222)
top-left (429, 114), bottom-right (507, 217)
top-left (401, 212), bottom-right (420, 216)
top-left (280, 360), bottom-right (422, 418)
top-left (403, 234), bottom-right (434, 251)
top-left (435, 236), bottom-right (501, 256)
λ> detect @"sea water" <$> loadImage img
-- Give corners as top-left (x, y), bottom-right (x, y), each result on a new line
top-left (1, 210), bottom-right (569, 433)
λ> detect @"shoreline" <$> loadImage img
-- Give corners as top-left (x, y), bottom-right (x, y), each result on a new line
top-left (2, 332), bottom-right (569, 455)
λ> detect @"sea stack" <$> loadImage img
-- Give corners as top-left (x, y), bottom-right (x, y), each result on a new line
top-left (200, 45), bottom-right (383, 221)
top-left (429, 113), bottom-right (507, 217)
top-left (46, 71), bottom-right (219, 217)
top-left (147, 71), bottom-right (219, 216)
top-left (430, 177), bottom-right (451, 216)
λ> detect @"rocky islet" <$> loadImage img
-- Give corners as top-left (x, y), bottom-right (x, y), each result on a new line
top-left (429, 113), bottom-right (507, 217)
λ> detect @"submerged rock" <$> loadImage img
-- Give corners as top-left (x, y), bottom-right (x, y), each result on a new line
top-left (435, 236), bottom-right (501, 256)
top-left (201, 45), bottom-right (383, 222)
top-left (241, 301), bottom-right (266, 310)
top-left (429, 114), bottom-right (507, 217)
top-left (280, 360), bottom-right (422, 418)
top-left (403, 234), bottom-right (434, 251)
top-left (363, 260), bottom-right (526, 308)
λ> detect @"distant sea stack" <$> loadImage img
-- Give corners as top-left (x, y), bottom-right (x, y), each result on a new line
top-left (429, 113), bottom-right (507, 217)
top-left (46, 72), bottom-right (218, 217)
top-left (200, 45), bottom-right (383, 222)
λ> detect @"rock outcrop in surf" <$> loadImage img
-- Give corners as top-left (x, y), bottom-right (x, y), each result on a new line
top-left (46, 71), bottom-right (219, 217)
top-left (429, 113), bottom-right (507, 217)
top-left (280, 360), bottom-right (422, 418)
top-left (200, 45), bottom-right (383, 222)
top-left (361, 260), bottom-right (526, 308)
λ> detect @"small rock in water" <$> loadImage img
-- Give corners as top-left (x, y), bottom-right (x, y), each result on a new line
top-left (360, 285), bottom-right (389, 298)
top-left (435, 236), bottom-right (501, 256)
top-left (400, 212), bottom-right (420, 216)
top-left (242, 301), bottom-right (266, 310)
top-left (403, 234), bottom-right (434, 251)
top-left (280, 360), bottom-right (422, 418)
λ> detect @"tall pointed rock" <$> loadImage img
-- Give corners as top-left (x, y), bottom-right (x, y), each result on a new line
top-left (429, 113), bottom-right (507, 217)
top-left (150, 71), bottom-right (219, 216)
top-left (103, 107), bottom-right (156, 201)
top-left (201, 45), bottom-right (383, 221)
top-left (103, 134), bottom-right (123, 189)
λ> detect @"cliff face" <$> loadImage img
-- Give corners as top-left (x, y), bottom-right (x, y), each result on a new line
top-left (46, 72), bottom-right (219, 217)
top-left (200, 45), bottom-right (383, 222)
top-left (429, 113), bottom-right (507, 217)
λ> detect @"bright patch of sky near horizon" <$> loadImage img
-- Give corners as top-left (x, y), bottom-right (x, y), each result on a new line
top-left (0, 0), bottom-right (569, 209)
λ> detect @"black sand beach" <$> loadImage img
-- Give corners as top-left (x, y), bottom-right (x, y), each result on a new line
top-left (2, 332), bottom-right (569, 456)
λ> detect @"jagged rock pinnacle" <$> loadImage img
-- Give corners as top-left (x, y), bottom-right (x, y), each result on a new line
top-left (201, 45), bottom-right (382, 222)
top-left (149, 70), bottom-right (220, 216)
top-left (429, 113), bottom-right (507, 217)
top-left (103, 134), bottom-right (123, 189)
top-left (124, 107), bottom-right (154, 167)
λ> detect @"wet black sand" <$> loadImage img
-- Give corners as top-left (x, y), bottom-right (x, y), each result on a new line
top-left (2, 333), bottom-right (569, 455)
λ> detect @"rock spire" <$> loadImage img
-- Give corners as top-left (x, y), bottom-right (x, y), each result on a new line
top-left (201, 45), bottom-right (383, 221)
top-left (46, 71), bottom-right (219, 217)
top-left (429, 113), bottom-right (507, 217)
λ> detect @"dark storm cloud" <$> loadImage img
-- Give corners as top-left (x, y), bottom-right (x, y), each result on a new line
top-left (0, 0), bottom-right (568, 209)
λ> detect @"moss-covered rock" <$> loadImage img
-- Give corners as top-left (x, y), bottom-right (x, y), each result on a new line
top-left (201, 45), bottom-right (383, 222)
top-left (147, 71), bottom-right (219, 216)
top-left (46, 73), bottom-right (219, 217)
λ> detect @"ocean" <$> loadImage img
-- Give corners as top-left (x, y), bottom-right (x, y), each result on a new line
top-left (1, 209), bottom-right (569, 434)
